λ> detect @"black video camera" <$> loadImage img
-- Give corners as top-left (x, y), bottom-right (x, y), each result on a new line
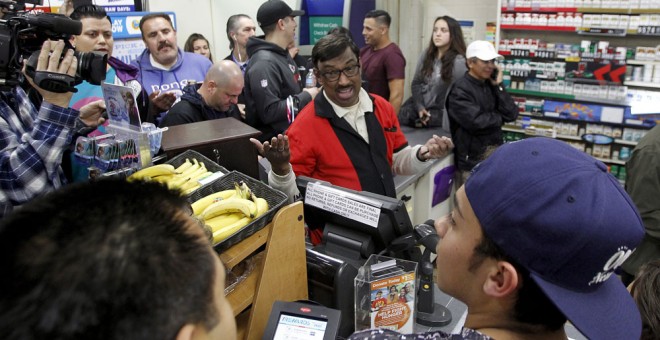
top-left (0, 3), bottom-right (108, 92)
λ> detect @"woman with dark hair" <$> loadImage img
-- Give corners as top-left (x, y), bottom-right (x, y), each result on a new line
top-left (399, 16), bottom-right (467, 129)
top-left (184, 33), bottom-right (213, 62)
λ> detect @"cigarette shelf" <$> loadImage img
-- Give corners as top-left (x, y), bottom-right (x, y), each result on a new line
top-left (504, 124), bottom-right (639, 147)
top-left (500, 24), bottom-right (577, 31)
top-left (498, 0), bottom-right (660, 185)
top-left (501, 7), bottom-right (578, 12)
top-left (501, 7), bottom-right (660, 14)
top-left (626, 59), bottom-right (660, 66)
top-left (508, 89), bottom-right (631, 107)
top-left (507, 88), bottom-right (575, 100)
top-left (625, 81), bottom-right (660, 89)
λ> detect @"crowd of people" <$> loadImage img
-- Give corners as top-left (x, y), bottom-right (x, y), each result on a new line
top-left (0, 1), bottom-right (658, 339)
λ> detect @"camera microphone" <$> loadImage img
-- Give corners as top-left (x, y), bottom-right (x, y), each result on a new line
top-left (414, 219), bottom-right (439, 252)
top-left (23, 13), bottom-right (82, 36)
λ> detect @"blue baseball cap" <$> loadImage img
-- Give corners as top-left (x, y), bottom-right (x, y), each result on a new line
top-left (465, 138), bottom-right (644, 339)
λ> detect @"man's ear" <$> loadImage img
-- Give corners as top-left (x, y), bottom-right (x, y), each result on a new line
top-left (175, 324), bottom-right (196, 340)
top-left (207, 80), bottom-right (217, 92)
top-left (69, 35), bottom-right (76, 48)
top-left (482, 261), bottom-right (520, 298)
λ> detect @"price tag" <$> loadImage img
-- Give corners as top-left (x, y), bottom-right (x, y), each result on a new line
top-left (637, 26), bottom-right (660, 35)
top-left (511, 49), bottom-right (531, 58)
top-left (510, 69), bottom-right (530, 78)
top-left (536, 50), bottom-right (556, 59)
top-left (305, 182), bottom-right (382, 228)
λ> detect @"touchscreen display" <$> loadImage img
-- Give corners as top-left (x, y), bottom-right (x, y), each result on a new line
top-left (273, 313), bottom-right (328, 340)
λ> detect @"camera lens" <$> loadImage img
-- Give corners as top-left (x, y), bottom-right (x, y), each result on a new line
top-left (74, 51), bottom-right (108, 85)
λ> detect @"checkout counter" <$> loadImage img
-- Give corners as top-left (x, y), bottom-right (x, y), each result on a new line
top-left (393, 126), bottom-right (455, 225)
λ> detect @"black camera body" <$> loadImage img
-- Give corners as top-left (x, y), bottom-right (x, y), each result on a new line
top-left (0, 8), bottom-right (108, 92)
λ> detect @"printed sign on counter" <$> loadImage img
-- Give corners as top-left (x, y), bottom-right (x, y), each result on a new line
top-left (304, 182), bottom-right (382, 228)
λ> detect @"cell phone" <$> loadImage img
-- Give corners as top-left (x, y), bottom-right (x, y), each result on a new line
top-left (490, 68), bottom-right (499, 80)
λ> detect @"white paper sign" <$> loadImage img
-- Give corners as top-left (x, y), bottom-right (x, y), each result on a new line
top-left (600, 106), bottom-right (624, 124)
top-left (305, 182), bottom-right (382, 228)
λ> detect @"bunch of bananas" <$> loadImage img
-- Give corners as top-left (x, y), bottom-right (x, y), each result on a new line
top-left (127, 159), bottom-right (214, 195)
top-left (191, 182), bottom-right (269, 244)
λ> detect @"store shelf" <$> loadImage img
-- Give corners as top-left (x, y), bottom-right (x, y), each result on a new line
top-left (577, 7), bottom-right (635, 13)
top-left (510, 88), bottom-right (631, 108)
top-left (625, 81), bottom-right (660, 89)
top-left (595, 156), bottom-right (626, 165)
top-left (627, 59), bottom-right (660, 66)
top-left (555, 133), bottom-right (582, 141)
top-left (577, 27), bottom-right (628, 36)
top-left (572, 94), bottom-right (630, 106)
top-left (631, 8), bottom-right (660, 14)
top-left (501, 7), bottom-right (578, 12)
top-left (508, 89), bottom-right (575, 100)
top-left (503, 125), bottom-right (524, 133)
top-left (498, 0), bottom-right (658, 184)
top-left (501, 24), bottom-right (577, 31)
top-left (501, 7), bottom-right (660, 14)
top-left (627, 29), bottom-right (660, 36)
top-left (615, 139), bottom-right (638, 146)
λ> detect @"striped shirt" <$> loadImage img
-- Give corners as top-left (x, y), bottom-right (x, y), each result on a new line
top-left (0, 86), bottom-right (78, 218)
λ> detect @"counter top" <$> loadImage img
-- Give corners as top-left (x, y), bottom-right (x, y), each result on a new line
top-left (393, 126), bottom-right (451, 193)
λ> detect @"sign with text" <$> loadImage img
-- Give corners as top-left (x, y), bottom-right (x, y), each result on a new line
top-left (309, 16), bottom-right (342, 44)
top-left (112, 38), bottom-right (145, 64)
top-left (108, 12), bottom-right (176, 39)
top-left (304, 182), bottom-right (382, 228)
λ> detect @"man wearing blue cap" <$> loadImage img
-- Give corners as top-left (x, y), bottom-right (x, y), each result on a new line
top-left (350, 137), bottom-right (645, 340)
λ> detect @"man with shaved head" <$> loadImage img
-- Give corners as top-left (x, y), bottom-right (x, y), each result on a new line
top-left (160, 60), bottom-right (244, 127)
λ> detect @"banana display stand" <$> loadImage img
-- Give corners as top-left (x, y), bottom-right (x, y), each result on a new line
top-left (220, 201), bottom-right (309, 339)
top-left (184, 163), bottom-right (307, 339)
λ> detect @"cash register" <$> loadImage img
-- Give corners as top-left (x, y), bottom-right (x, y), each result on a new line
top-left (297, 177), bottom-right (418, 337)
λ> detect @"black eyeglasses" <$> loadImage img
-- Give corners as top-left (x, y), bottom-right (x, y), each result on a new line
top-left (320, 64), bottom-right (360, 81)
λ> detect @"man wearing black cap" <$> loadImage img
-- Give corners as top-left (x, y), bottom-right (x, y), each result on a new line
top-left (243, 0), bottom-right (320, 142)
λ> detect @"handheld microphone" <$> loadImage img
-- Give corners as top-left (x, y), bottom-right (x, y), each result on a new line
top-left (414, 219), bottom-right (439, 253)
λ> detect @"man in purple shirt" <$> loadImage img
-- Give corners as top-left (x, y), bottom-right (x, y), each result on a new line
top-left (360, 9), bottom-right (406, 114)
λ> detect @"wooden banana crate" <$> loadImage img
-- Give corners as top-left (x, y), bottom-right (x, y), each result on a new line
top-left (187, 171), bottom-right (288, 252)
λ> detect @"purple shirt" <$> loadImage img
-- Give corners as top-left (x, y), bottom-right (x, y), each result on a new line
top-left (360, 43), bottom-right (406, 100)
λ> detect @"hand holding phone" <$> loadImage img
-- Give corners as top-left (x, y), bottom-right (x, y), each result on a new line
top-left (490, 64), bottom-right (503, 85)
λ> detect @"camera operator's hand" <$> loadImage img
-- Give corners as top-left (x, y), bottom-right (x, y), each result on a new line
top-left (79, 100), bottom-right (106, 128)
top-left (23, 40), bottom-right (77, 108)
